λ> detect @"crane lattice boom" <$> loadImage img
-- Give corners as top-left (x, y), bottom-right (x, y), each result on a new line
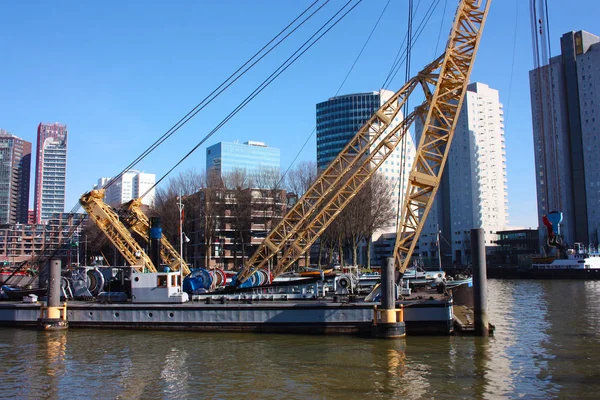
top-left (80, 189), bottom-right (155, 272)
top-left (237, 0), bottom-right (491, 284)
top-left (393, 0), bottom-right (491, 274)
top-left (120, 198), bottom-right (191, 276)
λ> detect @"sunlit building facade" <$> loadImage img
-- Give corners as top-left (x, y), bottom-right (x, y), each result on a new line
top-left (96, 171), bottom-right (156, 207)
top-left (530, 30), bottom-right (600, 245)
top-left (206, 141), bottom-right (280, 189)
top-left (34, 122), bottom-right (67, 224)
top-left (0, 129), bottom-right (31, 224)
top-left (418, 82), bottom-right (509, 265)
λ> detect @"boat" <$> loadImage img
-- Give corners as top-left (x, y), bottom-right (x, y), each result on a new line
top-left (1, 286), bottom-right (46, 301)
top-left (529, 243), bottom-right (600, 276)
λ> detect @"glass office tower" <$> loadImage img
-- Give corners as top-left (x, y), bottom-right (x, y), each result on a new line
top-left (206, 141), bottom-right (280, 188)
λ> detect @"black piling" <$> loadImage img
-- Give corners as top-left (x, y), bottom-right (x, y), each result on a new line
top-left (470, 228), bottom-right (489, 337)
top-left (149, 217), bottom-right (162, 271)
top-left (37, 259), bottom-right (68, 330)
top-left (372, 257), bottom-right (406, 338)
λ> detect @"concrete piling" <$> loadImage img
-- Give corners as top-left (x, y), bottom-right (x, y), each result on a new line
top-left (470, 228), bottom-right (489, 337)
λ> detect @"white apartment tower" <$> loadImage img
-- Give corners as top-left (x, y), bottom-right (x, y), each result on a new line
top-left (96, 171), bottom-right (156, 207)
top-left (530, 30), bottom-right (600, 246)
top-left (418, 82), bottom-right (508, 264)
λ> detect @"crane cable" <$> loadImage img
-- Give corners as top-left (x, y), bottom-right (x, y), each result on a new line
top-left (277, 0), bottom-right (441, 197)
top-left (103, 0), bottom-right (328, 191)
top-left (543, 0), bottom-right (561, 212)
top-left (277, 0), bottom-right (393, 189)
top-left (382, 0), bottom-right (443, 89)
top-left (38, 0), bottom-right (328, 271)
top-left (396, 0), bottom-right (414, 230)
top-left (142, 0), bottom-right (364, 198)
top-left (530, 0), bottom-right (560, 213)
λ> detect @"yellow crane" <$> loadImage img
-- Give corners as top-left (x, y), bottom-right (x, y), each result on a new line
top-left (236, 0), bottom-right (491, 284)
top-left (80, 190), bottom-right (190, 275)
top-left (80, 189), bottom-right (156, 272)
top-left (119, 198), bottom-right (191, 276)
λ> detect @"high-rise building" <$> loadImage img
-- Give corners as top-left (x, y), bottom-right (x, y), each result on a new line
top-left (316, 90), bottom-right (417, 239)
top-left (0, 129), bottom-right (32, 224)
top-left (96, 171), bottom-right (156, 207)
top-left (529, 30), bottom-right (600, 245)
top-left (34, 123), bottom-right (68, 224)
top-left (206, 141), bottom-right (280, 188)
top-left (418, 82), bottom-right (508, 265)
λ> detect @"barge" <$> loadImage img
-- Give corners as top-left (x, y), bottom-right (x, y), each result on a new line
top-left (0, 269), bottom-right (455, 336)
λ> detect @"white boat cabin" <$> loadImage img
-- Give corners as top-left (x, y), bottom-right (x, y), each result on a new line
top-left (131, 272), bottom-right (189, 303)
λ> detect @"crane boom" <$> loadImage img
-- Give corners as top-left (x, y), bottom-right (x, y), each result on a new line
top-left (393, 0), bottom-right (491, 275)
top-left (80, 189), bottom-right (156, 272)
top-left (120, 198), bottom-right (191, 276)
top-left (236, 0), bottom-right (491, 284)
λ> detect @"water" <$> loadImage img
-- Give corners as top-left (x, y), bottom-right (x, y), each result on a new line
top-left (1, 280), bottom-right (600, 399)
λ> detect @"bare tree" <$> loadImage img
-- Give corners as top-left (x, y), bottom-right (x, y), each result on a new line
top-left (222, 167), bottom-right (251, 190)
top-left (253, 166), bottom-right (286, 244)
top-left (153, 169), bottom-right (205, 263)
top-left (362, 173), bottom-right (396, 269)
top-left (221, 170), bottom-right (252, 269)
top-left (253, 166), bottom-right (281, 191)
top-left (199, 169), bottom-right (224, 268)
top-left (285, 161), bottom-right (318, 266)
top-left (340, 191), bottom-right (367, 266)
top-left (285, 161), bottom-right (317, 197)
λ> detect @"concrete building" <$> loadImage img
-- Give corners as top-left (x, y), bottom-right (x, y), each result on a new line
top-left (96, 171), bottom-right (156, 207)
top-left (0, 213), bottom-right (86, 266)
top-left (316, 90), bottom-right (417, 243)
top-left (530, 30), bottom-right (600, 245)
top-left (418, 82), bottom-right (509, 265)
top-left (206, 141), bottom-right (280, 189)
top-left (34, 123), bottom-right (67, 224)
top-left (0, 130), bottom-right (32, 224)
top-left (190, 187), bottom-right (288, 270)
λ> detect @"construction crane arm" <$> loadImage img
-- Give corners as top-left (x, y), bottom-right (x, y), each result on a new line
top-left (236, 0), bottom-right (491, 284)
top-left (393, 0), bottom-right (491, 276)
top-left (120, 198), bottom-right (191, 276)
top-left (79, 189), bottom-right (156, 272)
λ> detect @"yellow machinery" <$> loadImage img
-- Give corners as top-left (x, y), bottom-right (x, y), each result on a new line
top-left (80, 190), bottom-right (190, 275)
top-left (236, 0), bottom-right (491, 284)
top-left (80, 189), bottom-right (156, 272)
top-left (120, 198), bottom-right (191, 276)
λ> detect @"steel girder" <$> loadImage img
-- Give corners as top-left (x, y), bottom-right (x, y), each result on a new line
top-left (80, 189), bottom-right (154, 272)
top-left (237, 0), bottom-right (491, 284)
top-left (393, 0), bottom-right (491, 274)
top-left (121, 199), bottom-right (191, 276)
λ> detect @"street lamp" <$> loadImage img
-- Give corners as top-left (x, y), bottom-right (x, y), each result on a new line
top-left (178, 195), bottom-right (185, 290)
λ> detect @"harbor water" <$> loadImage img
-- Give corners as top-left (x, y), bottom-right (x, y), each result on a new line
top-left (1, 279), bottom-right (600, 399)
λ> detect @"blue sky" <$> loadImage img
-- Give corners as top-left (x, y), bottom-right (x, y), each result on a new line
top-left (1, 0), bottom-right (599, 229)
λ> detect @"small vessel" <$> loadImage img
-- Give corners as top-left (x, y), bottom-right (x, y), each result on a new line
top-left (531, 243), bottom-right (600, 272)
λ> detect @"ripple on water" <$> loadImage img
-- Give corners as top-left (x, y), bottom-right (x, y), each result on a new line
top-left (1, 280), bottom-right (600, 399)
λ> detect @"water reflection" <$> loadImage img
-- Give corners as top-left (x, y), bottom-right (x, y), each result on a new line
top-left (486, 280), bottom-right (559, 398)
top-left (1, 280), bottom-right (600, 398)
